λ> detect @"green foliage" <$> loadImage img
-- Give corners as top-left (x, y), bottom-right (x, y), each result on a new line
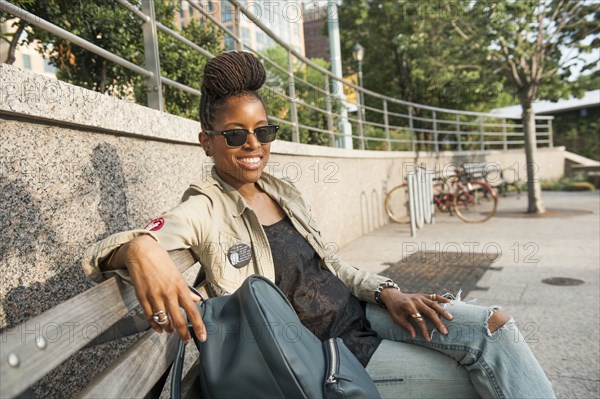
top-left (553, 107), bottom-right (600, 161)
top-left (540, 176), bottom-right (596, 191)
top-left (337, 0), bottom-right (596, 211)
top-left (337, 1), bottom-right (523, 151)
top-left (13, 0), bottom-right (221, 119)
top-left (338, 0), bottom-right (504, 113)
top-left (453, 0), bottom-right (598, 212)
top-left (338, 1), bottom-right (598, 110)
top-left (576, 72), bottom-right (600, 92)
top-left (153, 19), bottom-right (221, 120)
top-left (461, 0), bottom-right (599, 106)
top-left (259, 46), bottom-right (340, 146)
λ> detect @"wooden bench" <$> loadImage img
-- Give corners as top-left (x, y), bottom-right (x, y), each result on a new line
top-left (0, 249), bottom-right (204, 399)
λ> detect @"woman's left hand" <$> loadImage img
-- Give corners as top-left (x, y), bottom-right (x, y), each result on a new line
top-left (380, 289), bottom-right (453, 341)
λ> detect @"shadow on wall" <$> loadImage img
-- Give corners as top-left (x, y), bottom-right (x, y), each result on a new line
top-left (0, 176), bottom-right (67, 328)
top-left (91, 142), bottom-right (131, 238)
top-left (1, 142), bottom-right (137, 398)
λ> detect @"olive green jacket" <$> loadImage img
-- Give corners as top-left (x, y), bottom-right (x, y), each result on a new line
top-left (82, 168), bottom-right (389, 303)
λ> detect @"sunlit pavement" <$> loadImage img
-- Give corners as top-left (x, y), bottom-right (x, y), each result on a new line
top-left (339, 191), bottom-right (600, 399)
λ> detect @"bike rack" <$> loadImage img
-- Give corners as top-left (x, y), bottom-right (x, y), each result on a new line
top-left (407, 169), bottom-right (435, 237)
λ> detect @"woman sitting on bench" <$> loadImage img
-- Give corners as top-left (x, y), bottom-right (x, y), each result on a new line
top-left (83, 51), bottom-right (555, 399)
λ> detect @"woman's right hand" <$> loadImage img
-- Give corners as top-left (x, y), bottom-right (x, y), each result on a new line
top-left (111, 235), bottom-right (207, 343)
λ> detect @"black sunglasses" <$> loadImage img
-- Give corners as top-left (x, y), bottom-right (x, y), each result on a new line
top-left (205, 124), bottom-right (279, 147)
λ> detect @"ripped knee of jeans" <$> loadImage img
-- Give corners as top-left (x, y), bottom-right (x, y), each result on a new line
top-left (486, 308), bottom-right (511, 336)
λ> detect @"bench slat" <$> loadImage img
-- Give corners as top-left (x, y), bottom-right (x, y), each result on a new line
top-left (0, 249), bottom-right (198, 398)
top-left (79, 250), bottom-right (201, 398)
top-left (0, 278), bottom-right (139, 398)
top-left (76, 331), bottom-right (179, 398)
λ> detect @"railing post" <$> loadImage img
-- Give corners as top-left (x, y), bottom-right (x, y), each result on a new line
top-left (141, 0), bottom-right (163, 111)
top-left (502, 118), bottom-right (508, 151)
top-left (287, 49), bottom-right (300, 143)
top-left (548, 119), bottom-right (554, 148)
top-left (409, 106), bottom-right (416, 152)
top-left (456, 114), bottom-right (462, 151)
top-left (324, 75), bottom-right (335, 147)
top-left (326, 0), bottom-right (352, 149)
top-left (479, 117), bottom-right (484, 151)
top-left (356, 88), bottom-right (365, 150)
top-left (433, 110), bottom-right (438, 153)
top-left (383, 99), bottom-right (391, 151)
top-left (233, 2), bottom-right (241, 51)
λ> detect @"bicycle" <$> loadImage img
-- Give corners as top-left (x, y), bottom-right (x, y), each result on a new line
top-left (384, 166), bottom-right (498, 224)
top-left (447, 167), bottom-right (498, 223)
top-left (384, 173), bottom-right (447, 224)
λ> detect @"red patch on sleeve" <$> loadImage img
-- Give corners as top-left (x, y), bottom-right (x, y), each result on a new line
top-left (144, 217), bottom-right (164, 231)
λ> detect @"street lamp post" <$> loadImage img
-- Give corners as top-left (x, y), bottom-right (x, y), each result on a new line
top-left (327, 0), bottom-right (353, 149)
top-left (352, 42), bottom-right (365, 149)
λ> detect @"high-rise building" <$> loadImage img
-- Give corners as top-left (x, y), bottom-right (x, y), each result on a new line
top-left (174, 0), bottom-right (220, 30)
top-left (219, 0), bottom-right (306, 56)
top-left (302, 1), bottom-right (329, 61)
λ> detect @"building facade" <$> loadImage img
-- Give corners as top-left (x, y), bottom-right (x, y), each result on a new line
top-left (302, 1), bottom-right (330, 60)
top-left (175, 1), bottom-right (305, 55)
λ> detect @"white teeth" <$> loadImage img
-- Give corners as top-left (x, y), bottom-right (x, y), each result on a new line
top-left (239, 157), bottom-right (260, 163)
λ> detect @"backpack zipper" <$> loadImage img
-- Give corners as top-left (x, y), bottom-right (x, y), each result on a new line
top-left (325, 338), bottom-right (338, 384)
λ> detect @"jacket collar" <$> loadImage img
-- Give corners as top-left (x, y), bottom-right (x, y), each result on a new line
top-left (188, 166), bottom-right (301, 217)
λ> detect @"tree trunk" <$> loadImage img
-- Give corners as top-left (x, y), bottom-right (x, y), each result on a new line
top-left (4, 22), bottom-right (26, 65)
top-left (521, 99), bottom-right (546, 214)
top-left (99, 61), bottom-right (107, 93)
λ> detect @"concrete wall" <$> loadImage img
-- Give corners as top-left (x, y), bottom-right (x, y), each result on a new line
top-left (0, 64), bottom-right (566, 397)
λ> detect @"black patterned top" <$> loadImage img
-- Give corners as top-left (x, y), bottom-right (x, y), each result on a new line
top-left (262, 216), bottom-right (382, 366)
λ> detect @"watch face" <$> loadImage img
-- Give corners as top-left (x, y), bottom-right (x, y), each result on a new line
top-left (227, 243), bottom-right (252, 268)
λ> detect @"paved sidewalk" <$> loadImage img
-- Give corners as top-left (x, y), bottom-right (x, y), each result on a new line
top-left (339, 191), bottom-right (600, 399)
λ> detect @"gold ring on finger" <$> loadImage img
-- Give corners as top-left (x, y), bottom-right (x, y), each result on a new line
top-left (410, 313), bottom-right (422, 319)
top-left (152, 310), bottom-right (169, 325)
top-left (430, 294), bottom-right (437, 301)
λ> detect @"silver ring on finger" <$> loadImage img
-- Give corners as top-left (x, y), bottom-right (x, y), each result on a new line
top-left (152, 310), bottom-right (169, 325)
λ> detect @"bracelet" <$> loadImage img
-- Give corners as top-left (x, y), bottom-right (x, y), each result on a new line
top-left (374, 280), bottom-right (400, 308)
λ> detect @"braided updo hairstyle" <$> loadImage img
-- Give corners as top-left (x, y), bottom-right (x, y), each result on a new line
top-left (200, 51), bottom-right (267, 131)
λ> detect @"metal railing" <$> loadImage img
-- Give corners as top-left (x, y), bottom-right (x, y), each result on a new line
top-left (0, 0), bottom-right (554, 152)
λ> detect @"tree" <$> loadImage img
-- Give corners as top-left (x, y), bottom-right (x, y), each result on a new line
top-left (338, 0), bottom-right (598, 213)
top-left (4, 0), bottom-right (221, 119)
top-left (338, 2), bottom-right (505, 110)
top-left (337, 1), bottom-right (506, 150)
top-left (453, 0), bottom-right (599, 213)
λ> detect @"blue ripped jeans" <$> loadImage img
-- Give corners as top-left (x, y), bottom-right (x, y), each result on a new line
top-left (364, 298), bottom-right (556, 399)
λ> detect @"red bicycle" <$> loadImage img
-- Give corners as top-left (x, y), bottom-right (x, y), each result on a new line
top-left (385, 166), bottom-right (498, 224)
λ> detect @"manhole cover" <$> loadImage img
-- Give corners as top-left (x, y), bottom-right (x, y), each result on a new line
top-left (541, 277), bottom-right (585, 286)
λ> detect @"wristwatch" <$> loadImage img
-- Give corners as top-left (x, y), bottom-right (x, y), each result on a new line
top-left (374, 280), bottom-right (400, 308)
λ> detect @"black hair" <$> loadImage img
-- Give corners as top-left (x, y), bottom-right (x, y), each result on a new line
top-left (200, 51), bottom-right (267, 130)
